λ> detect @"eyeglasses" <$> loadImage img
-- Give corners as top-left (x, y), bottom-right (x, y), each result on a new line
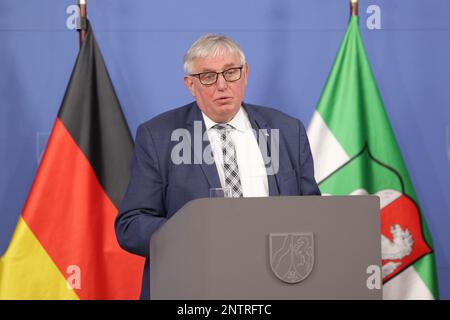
top-left (189, 66), bottom-right (243, 85)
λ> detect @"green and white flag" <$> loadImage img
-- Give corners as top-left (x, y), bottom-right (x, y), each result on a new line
top-left (307, 16), bottom-right (439, 299)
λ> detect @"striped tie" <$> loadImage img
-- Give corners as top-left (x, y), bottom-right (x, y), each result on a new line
top-left (213, 124), bottom-right (243, 197)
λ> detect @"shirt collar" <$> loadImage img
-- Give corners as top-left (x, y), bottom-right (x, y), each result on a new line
top-left (202, 106), bottom-right (249, 132)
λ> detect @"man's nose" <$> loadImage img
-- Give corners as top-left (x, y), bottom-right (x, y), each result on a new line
top-left (216, 73), bottom-right (228, 90)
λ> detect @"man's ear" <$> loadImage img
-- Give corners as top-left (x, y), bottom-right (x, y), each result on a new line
top-left (243, 63), bottom-right (249, 86)
top-left (183, 76), bottom-right (196, 97)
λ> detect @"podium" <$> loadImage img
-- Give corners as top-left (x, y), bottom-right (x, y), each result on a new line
top-left (149, 196), bottom-right (382, 299)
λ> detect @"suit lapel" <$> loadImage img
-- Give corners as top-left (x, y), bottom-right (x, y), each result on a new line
top-left (185, 103), bottom-right (222, 189)
top-left (243, 103), bottom-right (280, 196)
top-left (185, 102), bottom-right (281, 196)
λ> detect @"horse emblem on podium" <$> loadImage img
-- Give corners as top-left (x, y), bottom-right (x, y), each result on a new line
top-left (269, 233), bottom-right (314, 284)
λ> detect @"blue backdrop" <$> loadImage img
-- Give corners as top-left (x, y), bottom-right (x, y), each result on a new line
top-left (1, 0), bottom-right (449, 298)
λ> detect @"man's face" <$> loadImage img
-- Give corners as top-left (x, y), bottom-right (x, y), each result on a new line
top-left (184, 52), bottom-right (248, 123)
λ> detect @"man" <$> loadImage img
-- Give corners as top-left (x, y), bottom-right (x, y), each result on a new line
top-left (115, 34), bottom-right (320, 299)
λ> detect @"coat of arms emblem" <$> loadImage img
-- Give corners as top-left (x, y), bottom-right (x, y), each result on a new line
top-left (269, 233), bottom-right (314, 284)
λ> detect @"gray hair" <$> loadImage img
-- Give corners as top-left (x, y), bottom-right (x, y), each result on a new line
top-left (183, 34), bottom-right (246, 74)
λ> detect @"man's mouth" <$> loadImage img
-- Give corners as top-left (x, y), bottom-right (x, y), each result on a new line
top-left (216, 97), bottom-right (232, 104)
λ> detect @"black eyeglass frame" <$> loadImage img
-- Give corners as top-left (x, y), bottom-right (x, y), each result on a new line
top-left (189, 66), bottom-right (244, 85)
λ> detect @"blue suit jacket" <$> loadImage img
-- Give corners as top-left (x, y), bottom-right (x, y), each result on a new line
top-left (115, 101), bottom-right (320, 299)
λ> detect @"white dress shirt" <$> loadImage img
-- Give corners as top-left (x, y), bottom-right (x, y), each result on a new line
top-left (202, 107), bottom-right (269, 197)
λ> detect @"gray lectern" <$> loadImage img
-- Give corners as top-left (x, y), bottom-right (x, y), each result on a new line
top-left (150, 196), bottom-right (382, 299)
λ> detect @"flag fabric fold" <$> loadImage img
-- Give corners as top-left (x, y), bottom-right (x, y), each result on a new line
top-left (307, 16), bottom-right (439, 299)
top-left (0, 20), bottom-right (144, 299)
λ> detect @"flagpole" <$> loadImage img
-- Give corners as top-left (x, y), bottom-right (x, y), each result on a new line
top-left (78, 0), bottom-right (87, 47)
top-left (350, 0), bottom-right (358, 16)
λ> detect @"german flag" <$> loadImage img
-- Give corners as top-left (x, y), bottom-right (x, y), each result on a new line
top-left (0, 20), bottom-right (144, 299)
